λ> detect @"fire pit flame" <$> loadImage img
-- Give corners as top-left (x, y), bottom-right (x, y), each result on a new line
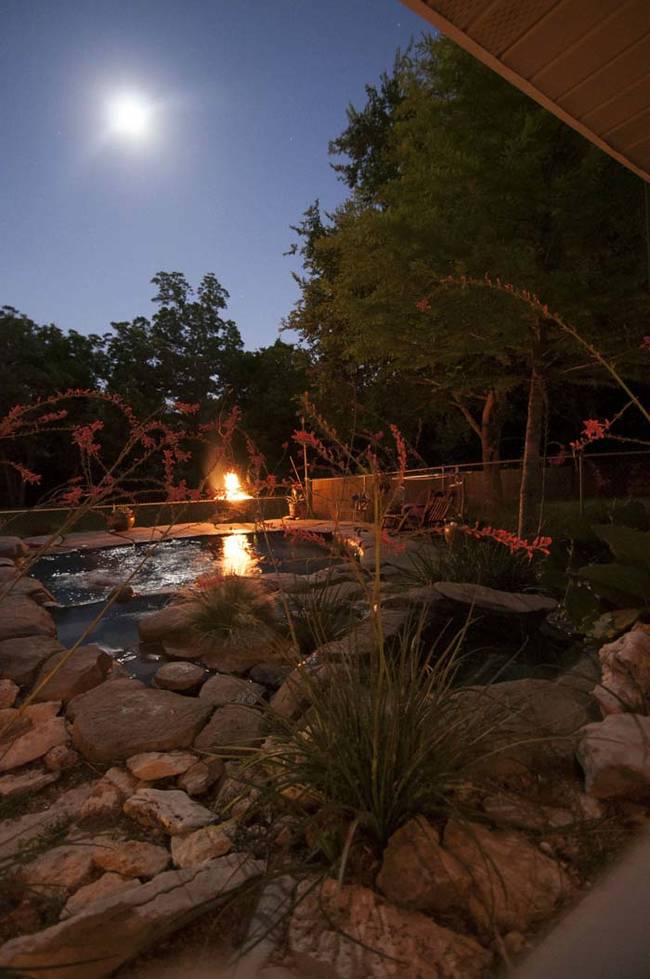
top-left (220, 471), bottom-right (252, 502)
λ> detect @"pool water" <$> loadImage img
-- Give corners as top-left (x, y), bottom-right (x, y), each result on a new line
top-left (33, 533), bottom-right (333, 682)
top-left (33, 532), bottom-right (332, 606)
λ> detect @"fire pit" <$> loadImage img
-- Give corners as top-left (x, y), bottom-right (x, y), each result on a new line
top-left (211, 470), bottom-right (256, 523)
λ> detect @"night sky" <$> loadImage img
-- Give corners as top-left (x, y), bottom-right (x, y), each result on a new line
top-left (2, 0), bottom-right (425, 348)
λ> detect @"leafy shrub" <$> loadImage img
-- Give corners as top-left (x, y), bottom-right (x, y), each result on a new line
top-left (565, 524), bottom-right (650, 638)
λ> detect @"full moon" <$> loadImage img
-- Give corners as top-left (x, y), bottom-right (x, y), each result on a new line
top-left (107, 93), bottom-right (152, 139)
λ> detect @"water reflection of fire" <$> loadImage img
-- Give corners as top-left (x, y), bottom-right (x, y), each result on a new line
top-left (221, 532), bottom-right (258, 576)
top-left (218, 471), bottom-right (252, 502)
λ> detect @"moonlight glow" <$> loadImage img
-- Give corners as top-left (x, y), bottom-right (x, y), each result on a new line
top-left (107, 93), bottom-right (152, 139)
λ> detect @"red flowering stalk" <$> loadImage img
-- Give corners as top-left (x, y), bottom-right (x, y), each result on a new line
top-left (452, 523), bottom-right (552, 559)
top-left (569, 418), bottom-right (611, 453)
top-left (390, 424), bottom-right (408, 482)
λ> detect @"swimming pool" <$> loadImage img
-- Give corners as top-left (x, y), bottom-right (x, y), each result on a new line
top-left (33, 532), bottom-right (333, 606)
top-left (32, 532), bottom-right (333, 682)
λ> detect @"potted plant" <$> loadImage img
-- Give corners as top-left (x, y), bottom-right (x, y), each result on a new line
top-left (287, 484), bottom-right (306, 520)
top-left (106, 505), bottom-right (136, 532)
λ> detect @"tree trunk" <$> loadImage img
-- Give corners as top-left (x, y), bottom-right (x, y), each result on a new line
top-left (518, 326), bottom-right (547, 538)
top-left (454, 390), bottom-right (504, 510)
top-left (480, 390), bottom-right (503, 509)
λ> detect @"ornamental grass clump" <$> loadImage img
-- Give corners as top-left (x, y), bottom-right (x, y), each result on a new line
top-left (282, 581), bottom-right (362, 656)
top-left (406, 533), bottom-right (540, 593)
top-left (248, 618), bottom-right (488, 850)
top-left (187, 575), bottom-right (278, 642)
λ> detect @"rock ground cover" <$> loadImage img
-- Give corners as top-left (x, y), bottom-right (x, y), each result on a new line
top-left (0, 532), bottom-right (648, 978)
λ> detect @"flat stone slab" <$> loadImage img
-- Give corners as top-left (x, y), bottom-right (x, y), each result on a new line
top-left (0, 701), bottom-right (69, 772)
top-left (67, 677), bottom-right (212, 763)
top-left (0, 853), bottom-right (264, 978)
top-left (0, 767), bottom-right (59, 799)
top-left (126, 751), bottom-right (197, 781)
top-left (92, 838), bottom-right (170, 878)
top-left (19, 844), bottom-right (95, 897)
top-left (170, 821), bottom-right (236, 868)
top-left (0, 784), bottom-right (94, 861)
top-left (123, 788), bottom-right (217, 835)
top-left (199, 674), bottom-right (264, 708)
top-left (434, 581), bottom-right (557, 614)
top-left (62, 872), bottom-right (141, 919)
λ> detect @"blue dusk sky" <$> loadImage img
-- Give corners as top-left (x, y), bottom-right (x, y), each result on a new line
top-left (1, 0), bottom-right (426, 348)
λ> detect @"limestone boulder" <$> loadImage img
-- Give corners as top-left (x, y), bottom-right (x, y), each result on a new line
top-left (0, 701), bottom-right (68, 772)
top-left (377, 817), bottom-right (471, 914)
top-left (249, 662), bottom-right (292, 689)
top-left (138, 602), bottom-right (197, 644)
top-left (0, 635), bottom-right (64, 686)
top-left (62, 873), bottom-right (141, 919)
top-left (481, 794), bottom-right (577, 833)
top-left (595, 625), bottom-right (650, 715)
top-left (0, 853), bottom-right (264, 979)
top-left (19, 844), bottom-right (95, 897)
top-left (194, 704), bottom-right (264, 755)
top-left (126, 750), bottom-right (197, 781)
top-left (0, 784), bottom-right (94, 861)
top-left (44, 745), bottom-right (80, 773)
top-left (288, 878), bottom-right (491, 979)
top-left (152, 661), bottom-right (205, 691)
top-left (199, 673), bottom-right (264, 707)
top-left (102, 766), bottom-right (139, 798)
top-left (0, 597), bottom-right (56, 642)
top-left (577, 713), bottom-right (650, 799)
top-left (443, 820), bottom-right (570, 933)
top-left (0, 767), bottom-right (59, 799)
top-left (0, 536), bottom-right (28, 559)
top-left (32, 644), bottom-right (112, 703)
top-left (79, 780), bottom-right (123, 821)
top-left (177, 757), bottom-right (224, 796)
top-left (67, 677), bottom-right (212, 762)
top-left (123, 788), bottom-right (216, 835)
top-left (92, 838), bottom-right (170, 878)
top-left (0, 678), bottom-right (19, 708)
top-left (458, 677), bottom-right (594, 777)
top-left (0, 570), bottom-right (56, 605)
top-left (170, 820), bottom-right (236, 868)
top-left (199, 633), bottom-right (291, 674)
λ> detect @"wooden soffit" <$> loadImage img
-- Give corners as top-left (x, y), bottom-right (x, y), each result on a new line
top-left (401, 0), bottom-right (650, 182)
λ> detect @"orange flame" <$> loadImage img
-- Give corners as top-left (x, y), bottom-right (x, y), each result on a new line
top-left (220, 470), bottom-right (251, 502)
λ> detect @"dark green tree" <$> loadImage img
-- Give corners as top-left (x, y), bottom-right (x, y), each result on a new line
top-left (288, 36), bottom-right (649, 522)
